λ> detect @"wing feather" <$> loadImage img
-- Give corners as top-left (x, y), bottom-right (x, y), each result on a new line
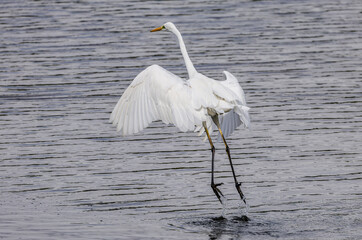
top-left (110, 65), bottom-right (200, 135)
top-left (220, 71), bottom-right (247, 105)
top-left (214, 71), bottom-right (250, 140)
top-left (218, 109), bottom-right (243, 141)
top-left (140, 89), bottom-right (148, 129)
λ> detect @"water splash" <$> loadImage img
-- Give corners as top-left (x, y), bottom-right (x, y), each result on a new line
top-left (237, 197), bottom-right (250, 221)
top-left (243, 198), bottom-right (250, 216)
top-left (220, 195), bottom-right (228, 218)
top-left (219, 195), bottom-right (250, 221)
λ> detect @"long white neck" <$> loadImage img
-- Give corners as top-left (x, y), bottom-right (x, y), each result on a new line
top-left (172, 28), bottom-right (197, 79)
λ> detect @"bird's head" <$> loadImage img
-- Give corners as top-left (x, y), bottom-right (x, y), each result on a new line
top-left (150, 22), bottom-right (176, 33)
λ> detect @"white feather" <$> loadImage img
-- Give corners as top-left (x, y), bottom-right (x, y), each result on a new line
top-left (110, 65), bottom-right (202, 135)
top-left (110, 23), bottom-right (250, 141)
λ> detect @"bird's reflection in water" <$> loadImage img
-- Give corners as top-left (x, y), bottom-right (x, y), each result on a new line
top-left (188, 215), bottom-right (250, 240)
top-left (208, 216), bottom-right (228, 240)
top-left (210, 216), bottom-right (250, 240)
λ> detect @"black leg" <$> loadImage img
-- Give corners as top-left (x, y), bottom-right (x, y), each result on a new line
top-left (203, 122), bottom-right (224, 204)
top-left (224, 143), bottom-right (246, 204)
top-left (212, 116), bottom-right (247, 205)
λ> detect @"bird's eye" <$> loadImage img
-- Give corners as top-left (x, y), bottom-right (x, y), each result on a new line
top-left (162, 26), bottom-right (165, 29)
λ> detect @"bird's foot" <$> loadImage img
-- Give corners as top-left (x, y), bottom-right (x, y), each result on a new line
top-left (211, 182), bottom-right (224, 204)
top-left (235, 182), bottom-right (246, 205)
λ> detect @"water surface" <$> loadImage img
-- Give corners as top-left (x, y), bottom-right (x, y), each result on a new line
top-left (1, 0), bottom-right (362, 239)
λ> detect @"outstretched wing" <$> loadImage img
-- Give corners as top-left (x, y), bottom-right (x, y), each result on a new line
top-left (217, 71), bottom-right (250, 140)
top-left (219, 71), bottom-right (247, 106)
top-left (110, 65), bottom-right (201, 136)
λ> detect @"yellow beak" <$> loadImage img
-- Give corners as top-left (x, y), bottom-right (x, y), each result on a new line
top-left (150, 26), bottom-right (163, 32)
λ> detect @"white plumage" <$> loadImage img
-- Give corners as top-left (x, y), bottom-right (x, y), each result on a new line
top-left (110, 23), bottom-right (250, 139)
top-left (110, 22), bottom-right (251, 205)
top-left (110, 64), bottom-right (250, 138)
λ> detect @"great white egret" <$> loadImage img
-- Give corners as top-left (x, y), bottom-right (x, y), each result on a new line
top-left (110, 22), bottom-right (250, 204)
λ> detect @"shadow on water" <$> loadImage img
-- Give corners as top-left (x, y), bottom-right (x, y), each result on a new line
top-left (175, 215), bottom-right (280, 240)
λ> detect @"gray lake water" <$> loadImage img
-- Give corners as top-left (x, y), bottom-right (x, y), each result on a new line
top-left (1, 0), bottom-right (362, 239)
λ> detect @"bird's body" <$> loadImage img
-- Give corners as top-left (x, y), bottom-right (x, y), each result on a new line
top-left (110, 22), bottom-right (250, 205)
top-left (110, 64), bottom-right (249, 138)
top-left (110, 23), bottom-right (249, 139)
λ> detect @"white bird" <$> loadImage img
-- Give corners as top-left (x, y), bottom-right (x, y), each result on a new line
top-left (110, 22), bottom-right (250, 204)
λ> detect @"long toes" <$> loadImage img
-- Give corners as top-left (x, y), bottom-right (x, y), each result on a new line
top-left (212, 189), bottom-right (223, 203)
top-left (235, 182), bottom-right (247, 204)
top-left (216, 188), bottom-right (224, 197)
top-left (212, 183), bottom-right (224, 196)
top-left (211, 183), bottom-right (225, 202)
top-left (213, 186), bottom-right (224, 197)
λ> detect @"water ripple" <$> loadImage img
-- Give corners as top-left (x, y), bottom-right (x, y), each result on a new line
top-left (1, 0), bottom-right (362, 239)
